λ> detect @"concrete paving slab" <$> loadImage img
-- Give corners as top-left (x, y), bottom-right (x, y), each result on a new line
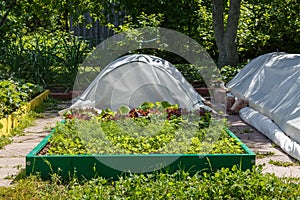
top-left (0, 179), bottom-right (13, 187)
top-left (0, 143), bottom-right (41, 157)
top-left (0, 101), bottom-right (70, 187)
top-left (0, 157), bottom-right (24, 168)
top-left (12, 134), bottom-right (49, 143)
top-left (256, 158), bottom-right (300, 177)
top-left (0, 167), bottom-right (21, 180)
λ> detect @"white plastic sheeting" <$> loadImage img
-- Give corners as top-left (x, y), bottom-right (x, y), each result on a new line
top-left (70, 54), bottom-right (206, 111)
top-left (240, 107), bottom-right (300, 161)
top-left (227, 52), bottom-right (300, 160)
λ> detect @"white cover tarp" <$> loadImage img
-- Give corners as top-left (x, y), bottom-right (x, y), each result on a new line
top-left (70, 54), bottom-right (206, 111)
top-left (240, 107), bottom-right (300, 161)
top-left (227, 52), bottom-right (300, 159)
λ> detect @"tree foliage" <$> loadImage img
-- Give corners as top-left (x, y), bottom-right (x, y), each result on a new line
top-left (106, 0), bottom-right (300, 64)
top-left (1, 0), bottom-right (300, 84)
top-left (238, 0), bottom-right (300, 61)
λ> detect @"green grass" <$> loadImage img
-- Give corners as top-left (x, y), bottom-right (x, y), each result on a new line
top-left (268, 159), bottom-right (296, 167)
top-left (242, 127), bottom-right (253, 133)
top-left (255, 151), bottom-right (275, 159)
top-left (0, 135), bottom-right (12, 149)
top-left (1, 165), bottom-right (300, 199)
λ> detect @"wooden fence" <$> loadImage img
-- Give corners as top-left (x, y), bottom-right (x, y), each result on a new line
top-left (70, 12), bottom-right (122, 46)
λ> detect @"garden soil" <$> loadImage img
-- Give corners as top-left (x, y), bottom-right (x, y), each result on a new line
top-left (1, 101), bottom-right (300, 187)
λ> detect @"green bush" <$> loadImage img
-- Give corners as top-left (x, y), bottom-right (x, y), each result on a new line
top-left (0, 79), bottom-right (43, 118)
top-left (0, 31), bottom-right (91, 87)
top-left (220, 65), bottom-right (242, 84)
top-left (238, 0), bottom-right (300, 61)
top-left (175, 64), bottom-right (206, 87)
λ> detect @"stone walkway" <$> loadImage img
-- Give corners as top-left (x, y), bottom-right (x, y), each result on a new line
top-left (1, 103), bottom-right (300, 187)
top-left (228, 115), bottom-right (300, 177)
top-left (0, 102), bottom-right (69, 187)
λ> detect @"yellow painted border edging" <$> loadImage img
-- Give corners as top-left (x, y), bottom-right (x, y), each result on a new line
top-left (0, 90), bottom-right (50, 136)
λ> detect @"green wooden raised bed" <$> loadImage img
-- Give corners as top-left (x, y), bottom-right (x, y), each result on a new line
top-left (26, 128), bottom-right (255, 180)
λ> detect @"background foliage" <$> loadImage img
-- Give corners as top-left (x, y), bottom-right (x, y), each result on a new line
top-left (0, 1), bottom-right (299, 196)
top-left (1, 0), bottom-right (299, 86)
top-left (0, 79), bottom-right (43, 118)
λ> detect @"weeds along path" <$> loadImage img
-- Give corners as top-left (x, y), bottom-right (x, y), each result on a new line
top-left (0, 100), bottom-right (70, 187)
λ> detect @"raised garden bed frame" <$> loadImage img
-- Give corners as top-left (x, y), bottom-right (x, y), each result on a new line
top-left (26, 127), bottom-right (256, 180)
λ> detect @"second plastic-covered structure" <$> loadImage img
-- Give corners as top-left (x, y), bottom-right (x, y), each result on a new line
top-left (227, 52), bottom-right (300, 160)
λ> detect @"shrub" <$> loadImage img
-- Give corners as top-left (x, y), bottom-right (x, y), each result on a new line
top-left (0, 79), bottom-right (43, 118)
top-left (0, 31), bottom-right (91, 87)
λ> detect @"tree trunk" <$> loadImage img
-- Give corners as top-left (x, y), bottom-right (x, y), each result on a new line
top-left (64, 0), bottom-right (69, 32)
top-left (212, 0), bottom-right (241, 68)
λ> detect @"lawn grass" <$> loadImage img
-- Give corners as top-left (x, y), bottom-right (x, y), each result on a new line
top-left (1, 165), bottom-right (300, 199)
